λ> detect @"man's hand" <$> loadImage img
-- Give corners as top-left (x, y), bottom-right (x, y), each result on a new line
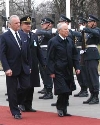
top-left (5, 69), bottom-right (12, 76)
top-left (75, 70), bottom-right (80, 75)
top-left (50, 74), bottom-right (55, 78)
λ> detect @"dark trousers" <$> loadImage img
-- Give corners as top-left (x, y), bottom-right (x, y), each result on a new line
top-left (85, 60), bottom-right (99, 94)
top-left (76, 65), bottom-right (88, 91)
top-left (23, 88), bottom-right (34, 109)
top-left (6, 71), bottom-right (30, 116)
top-left (56, 93), bottom-right (69, 111)
top-left (39, 63), bottom-right (53, 90)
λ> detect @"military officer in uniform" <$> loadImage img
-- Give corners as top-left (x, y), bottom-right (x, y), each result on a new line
top-left (19, 16), bottom-right (46, 111)
top-left (35, 18), bottom-right (54, 99)
top-left (74, 18), bottom-right (89, 97)
top-left (58, 14), bottom-right (82, 40)
top-left (81, 15), bottom-right (100, 104)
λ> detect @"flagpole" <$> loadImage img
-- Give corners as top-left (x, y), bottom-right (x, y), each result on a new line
top-left (5, 0), bottom-right (9, 19)
top-left (66, 0), bottom-right (71, 28)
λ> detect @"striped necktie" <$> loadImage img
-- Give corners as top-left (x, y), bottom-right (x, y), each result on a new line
top-left (15, 32), bottom-right (22, 49)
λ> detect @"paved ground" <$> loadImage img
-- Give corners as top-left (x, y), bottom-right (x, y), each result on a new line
top-left (0, 71), bottom-right (100, 119)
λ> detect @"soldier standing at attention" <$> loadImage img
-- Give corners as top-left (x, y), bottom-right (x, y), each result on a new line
top-left (82, 15), bottom-right (100, 104)
top-left (35, 18), bottom-right (54, 99)
top-left (74, 18), bottom-right (89, 97)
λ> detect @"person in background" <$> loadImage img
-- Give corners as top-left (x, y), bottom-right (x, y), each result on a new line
top-left (47, 22), bottom-right (80, 117)
top-left (0, 15), bottom-right (32, 119)
top-left (19, 16), bottom-right (46, 112)
top-left (34, 18), bottom-right (54, 100)
top-left (74, 18), bottom-right (89, 97)
top-left (81, 15), bottom-right (100, 104)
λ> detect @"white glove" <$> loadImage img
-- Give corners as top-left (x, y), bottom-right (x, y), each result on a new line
top-left (80, 25), bottom-right (85, 31)
top-left (52, 28), bottom-right (57, 33)
top-left (2, 27), bottom-right (8, 33)
top-left (32, 29), bottom-right (37, 33)
top-left (80, 50), bottom-right (84, 54)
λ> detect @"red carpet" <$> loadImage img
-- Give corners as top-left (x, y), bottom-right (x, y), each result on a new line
top-left (0, 106), bottom-right (100, 125)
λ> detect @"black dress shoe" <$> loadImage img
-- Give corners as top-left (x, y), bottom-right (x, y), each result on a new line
top-left (25, 108), bottom-right (37, 112)
top-left (57, 109), bottom-right (64, 117)
top-left (19, 105), bottom-right (25, 112)
top-left (51, 102), bottom-right (57, 106)
top-left (64, 113), bottom-right (72, 116)
top-left (63, 109), bottom-right (72, 116)
top-left (14, 114), bottom-right (22, 119)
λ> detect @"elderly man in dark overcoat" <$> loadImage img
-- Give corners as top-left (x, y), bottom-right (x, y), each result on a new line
top-left (47, 22), bottom-right (80, 117)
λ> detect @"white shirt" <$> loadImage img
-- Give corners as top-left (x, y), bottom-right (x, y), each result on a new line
top-left (59, 34), bottom-right (66, 40)
top-left (10, 28), bottom-right (21, 49)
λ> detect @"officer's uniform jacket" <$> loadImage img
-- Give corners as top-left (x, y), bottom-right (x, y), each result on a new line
top-left (28, 31), bottom-right (46, 87)
top-left (36, 29), bottom-right (54, 58)
top-left (83, 27), bottom-right (100, 60)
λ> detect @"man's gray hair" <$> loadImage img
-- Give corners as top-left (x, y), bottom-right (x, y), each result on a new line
top-left (57, 22), bottom-right (67, 30)
top-left (9, 15), bottom-right (19, 24)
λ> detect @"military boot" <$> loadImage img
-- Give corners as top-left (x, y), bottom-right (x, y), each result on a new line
top-left (83, 94), bottom-right (93, 104)
top-left (43, 92), bottom-right (53, 99)
top-left (74, 87), bottom-right (88, 97)
top-left (79, 91), bottom-right (89, 97)
top-left (89, 93), bottom-right (99, 104)
top-left (39, 93), bottom-right (47, 99)
top-left (74, 91), bottom-right (82, 97)
top-left (38, 87), bottom-right (46, 94)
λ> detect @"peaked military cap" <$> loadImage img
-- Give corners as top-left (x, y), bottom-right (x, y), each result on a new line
top-left (78, 18), bottom-right (88, 24)
top-left (59, 14), bottom-right (71, 23)
top-left (87, 14), bottom-right (99, 22)
top-left (41, 17), bottom-right (54, 25)
top-left (20, 16), bottom-right (31, 23)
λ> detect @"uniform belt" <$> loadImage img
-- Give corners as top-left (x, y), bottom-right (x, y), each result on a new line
top-left (77, 46), bottom-right (82, 48)
top-left (40, 45), bottom-right (48, 48)
top-left (86, 45), bottom-right (97, 48)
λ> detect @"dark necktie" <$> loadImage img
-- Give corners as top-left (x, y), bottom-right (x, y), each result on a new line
top-left (15, 32), bottom-right (22, 49)
top-left (63, 38), bottom-right (67, 46)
